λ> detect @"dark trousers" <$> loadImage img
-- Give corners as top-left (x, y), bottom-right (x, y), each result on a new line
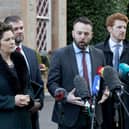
top-left (58, 112), bottom-right (91, 129)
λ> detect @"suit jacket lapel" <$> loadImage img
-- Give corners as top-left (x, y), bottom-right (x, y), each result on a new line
top-left (67, 45), bottom-right (79, 76)
top-left (22, 46), bottom-right (31, 65)
top-left (22, 46), bottom-right (31, 74)
top-left (89, 47), bottom-right (97, 82)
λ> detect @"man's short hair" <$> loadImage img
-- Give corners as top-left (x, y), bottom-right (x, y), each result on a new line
top-left (4, 15), bottom-right (22, 24)
top-left (106, 13), bottom-right (129, 27)
top-left (73, 16), bottom-right (93, 29)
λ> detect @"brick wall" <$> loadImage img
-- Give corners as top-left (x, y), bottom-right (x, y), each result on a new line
top-left (0, 0), bottom-right (22, 21)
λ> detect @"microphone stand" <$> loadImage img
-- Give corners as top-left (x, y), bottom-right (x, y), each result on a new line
top-left (116, 91), bottom-right (129, 117)
top-left (114, 101), bottom-right (120, 127)
top-left (91, 96), bottom-right (96, 129)
top-left (113, 91), bottom-right (129, 128)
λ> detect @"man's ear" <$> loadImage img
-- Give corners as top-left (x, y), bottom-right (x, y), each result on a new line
top-left (107, 26), bottom-right (112, 33)
top-left (72, 30), bottom-right (74, 38)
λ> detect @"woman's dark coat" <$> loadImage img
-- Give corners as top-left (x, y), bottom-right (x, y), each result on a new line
top-left (0, 51), bottom-right (33, 129)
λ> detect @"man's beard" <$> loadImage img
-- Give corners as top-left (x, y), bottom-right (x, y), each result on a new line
top-left (74, 40), bottom-right (88, 50)
top-left (15, 35), bottom-right (24, 45)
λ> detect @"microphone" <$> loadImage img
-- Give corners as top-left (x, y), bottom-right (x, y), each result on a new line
top-left (90, 75), bottom-right (101, 111)
top-left (96, 66), bottom-right (104, 77)
top-left (92, 75), bottom-right (101, 96)
top-left (90, 75), bottom-right (101, 129)
top-left (74, 75), bottom-right (91, 114)
top-left (119, 63), bottom-right (129, 78)
top-left (54, 88), bottom-right (67, 101)
top-left (73, 75), bottom-right (91, 100)
top-left (97, 65), bottom-right (129, 121)
top-left (97, 65), bottom-right (123, 92)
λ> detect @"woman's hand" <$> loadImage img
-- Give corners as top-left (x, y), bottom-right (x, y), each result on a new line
top-left (15, 94), bottom-right (30, 107)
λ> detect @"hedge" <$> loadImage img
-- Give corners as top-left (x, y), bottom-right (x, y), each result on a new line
top-left (67, 0), bottom-right (129, 45)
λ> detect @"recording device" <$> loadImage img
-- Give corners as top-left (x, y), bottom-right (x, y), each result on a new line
top-left (54, 88), bottom-right (67, 102)
top-left (73, 75), bottom-right (91, 100)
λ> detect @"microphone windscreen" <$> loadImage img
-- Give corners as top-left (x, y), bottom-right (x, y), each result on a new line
top-left (103, 66), bottom-right (122, 91)
top-left (54, 88), bottom-right (67, 101)
top-left (96, 66), bottom-right (104, 77)
top-left (73, 75), bottom-right (90, 99)
top-left (119, 63), bottom-right (129, 77)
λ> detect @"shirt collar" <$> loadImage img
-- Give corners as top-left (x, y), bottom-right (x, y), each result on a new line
top-left (109, 38), bottom-right (123, 48)
top-left (73, 42), bottom-right (90, 54)
top-left (15, 43), bottom-right (22, 50)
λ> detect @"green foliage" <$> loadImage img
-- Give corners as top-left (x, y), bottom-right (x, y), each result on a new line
top-left (67, 0), bottom-right (129, 45)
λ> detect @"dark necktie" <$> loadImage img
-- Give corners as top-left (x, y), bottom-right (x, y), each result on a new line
top-left (114, 45), bottom-right (120, 71)
top-left (82, 51), bottom-right (89, 86)
top-left (16, 47), bottom-right (21, 53)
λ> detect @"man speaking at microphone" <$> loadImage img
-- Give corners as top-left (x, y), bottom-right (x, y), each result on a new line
top-left (96, 13), bottom-right (129, 129)
top-left (47, 16), bottom-right (109, 129)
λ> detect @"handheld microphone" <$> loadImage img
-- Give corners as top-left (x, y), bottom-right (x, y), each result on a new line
top-left (97, 65), bottom-right (123, 93)
top-left (92, 75), bottom-right (101, 96)
top-left (96, 66), bottom-right (104, 77)
top-left (73, 75), bottom-right (91, 100)
top-left (97, 66), bottom-right (129, 120)
top-left (119, 63), bottom-right (129, 78)
top-left (91, 75), bottom-right (101, 111)
top-left (74, 75), bottom-right (91, 114)
top-left (54, 88), bottom-right (67, 101)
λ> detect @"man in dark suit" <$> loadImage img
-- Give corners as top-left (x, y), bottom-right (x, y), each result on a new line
top-left (4, 15), bottom-right (44, 129)
top-left (47, 16), bottom-right (109, 129)
top-left (96, 13), bottom-right (129, 129)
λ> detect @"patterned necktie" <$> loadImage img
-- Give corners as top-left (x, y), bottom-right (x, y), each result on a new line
top-left (114, 45), bottom-right (121, 71)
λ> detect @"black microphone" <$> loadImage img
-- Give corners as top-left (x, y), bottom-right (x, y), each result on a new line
top-left (74, 75), bottom-right (91, 115)
top-left (98, 65), bottom-right (129, 122)
top-left (54, 88), bottom-right (67, 102)
top-left (99, 65), bottom-right (123, 92)
top-left (73, 75), bottom-right (91, 100)
top-left (100, 66), bottom-right (123, 127)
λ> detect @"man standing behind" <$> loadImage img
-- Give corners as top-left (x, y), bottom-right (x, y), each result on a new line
top-left (96, 13), bottom-right (129, 129)
top-left (4, 16), bottom-right (44, 129)
top-left (47, 16), bottom-right (109, 129)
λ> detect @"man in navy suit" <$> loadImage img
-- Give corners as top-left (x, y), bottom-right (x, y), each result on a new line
top-left (47, 16), bottom-right (109, 129)
top-left (4, 15), bottom-right (44, 129)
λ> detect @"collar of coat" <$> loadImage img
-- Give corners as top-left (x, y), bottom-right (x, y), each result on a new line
top-left (0, 51), bottom-right (29, 94)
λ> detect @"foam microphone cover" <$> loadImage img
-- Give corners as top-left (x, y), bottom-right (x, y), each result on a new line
top-left (103, 66), bottom-right (122, 91)
top-left (54, 88), bottom-right (67, 101)
top-left (96, 66), bottom-right (104, 77)
top-left (119, 63), bottom-right (129, 77)
top-left (73, 75), bottom-right (90, 100)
